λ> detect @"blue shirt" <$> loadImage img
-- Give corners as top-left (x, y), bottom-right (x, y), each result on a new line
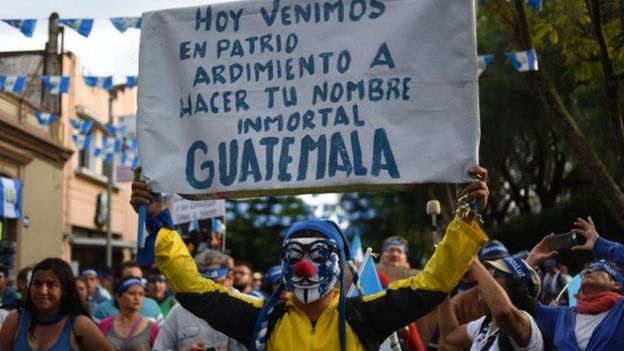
top-left (92, 296), bottom-right (164, 325)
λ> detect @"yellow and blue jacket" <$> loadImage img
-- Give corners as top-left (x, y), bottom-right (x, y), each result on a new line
top-left (147, 210), bottom-right (487, 351)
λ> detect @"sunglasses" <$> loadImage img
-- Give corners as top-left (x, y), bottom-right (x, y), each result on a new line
top-left (282, 239), bottom-right (338, 264)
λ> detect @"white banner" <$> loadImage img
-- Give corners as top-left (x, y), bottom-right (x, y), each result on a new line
top-left (168, 194), bottom-right (226, 225)
top-left (138, 0), bottom-right (480, 199)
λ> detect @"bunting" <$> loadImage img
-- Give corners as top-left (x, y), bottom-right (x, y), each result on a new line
top-left (70, 118), bottom-right (94, 134)
top-left (34, 111), bottom-right (59, 126)
top-left (0, 75), bottom-right (27, 93)
top-left (478, 54), bottom-right (494, 76)
top-left (1, 19), bottom-right (37, 37)
top-left (109, 17), bottom-right (141, 33)
top-left (126, 76), bottom-right (138, 88)
top-left (507, 49), bottom-right (539, 72)
top-left (84, 76), bottom-right (113, 90)
top-left (57, 18), bottom-right (94, 37)
top-left (41, 75), bottom-right (70, 94)
top-left (71, 134), bottom-right (92, 151)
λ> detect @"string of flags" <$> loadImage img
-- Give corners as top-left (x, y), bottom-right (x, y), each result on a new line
top-left (70, 120), bottom-right (140, 167)
top-left (0, 75), bottom-right (138, 94)
top-left (1, 17), bottom-right (141, 38)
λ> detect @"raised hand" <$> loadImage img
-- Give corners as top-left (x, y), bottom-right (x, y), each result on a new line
top-left (572, 216), bottom-right (599, 252)
top-left (526, 233), bottom-right (558, 267)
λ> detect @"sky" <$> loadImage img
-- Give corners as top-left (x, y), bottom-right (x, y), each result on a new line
top-left (0, 0), bottom-right (224, 80)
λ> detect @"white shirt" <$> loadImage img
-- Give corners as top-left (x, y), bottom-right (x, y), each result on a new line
top-left (466, 311), bottom-right (544, 351)
top-left (575, 310), bottom-right (609, 350)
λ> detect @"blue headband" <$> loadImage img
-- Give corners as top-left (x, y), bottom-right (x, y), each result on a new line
top-left (147, 276), bottom-right (167, 283)
top-left (588, 261), bottom-right (624, 288)
top-left (115, 278), bottom-right (145, 295)
top-left (500, 257), bottom-right (536, 297)
top-left (80, 269), bottom-right (98, 277)
top-left (200, 267), bottom-right (229, 281)
top-left (264, 265), bottom-right (283, 285)
top-left (382, 239), bottom-right (408, 254)
top-left (479, 243), bottom-right (509, 261)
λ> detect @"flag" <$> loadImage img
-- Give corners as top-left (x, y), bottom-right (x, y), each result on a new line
top-left (72, 134), bottom-right (92, 150)
top-left (212, 218), bottom-right (226, 234)
top-left (84, 76), bottom-right (113, 90)
top-left (350, 230), bottom-right (364, 263)
top-left (189, 219), bottom-right (200, 233)
top-left (41, 76), bottom-right (70, 94)
top-left (70, 118), bottom-right (94, 134)
top-left (2, 19), bottom-right (37, 37)
top-left (110, 17), bottom-right (142, 33)
top-left (126, 76), bottom-right (138, 88)
top-left (34, 111), bottom-right (59, 126)
top-left (567, 274), bottom-right (582, 307)
top-left (0, 75), bottom-right (27, 93)
top-left (526, 0), bottom-right (542, 11)
top-left (105, 123), bottom-right (128, 137)
top-left (478, 54), bottom-right (494, 76)
top-left (0, 177), bottom-right (22, 219)
top-left (121, 152), bottom-right (140, 168)
top-left (58, 18), bottom-right (94, 37)
top-left (94, 137), bottom-right (122, 162)
top-left (507, 49), bottom-right (539, 72)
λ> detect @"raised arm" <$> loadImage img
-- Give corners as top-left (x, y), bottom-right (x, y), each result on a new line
top-left (573, 216), bottom-right (624, 265)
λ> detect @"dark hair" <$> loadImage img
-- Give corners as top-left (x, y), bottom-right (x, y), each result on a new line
top-left (234, 260), bottom-right (254, 272)
top-left (113, 276), bottom-right (144, 309)
top-left (26, 258), bottom-right (89, 337)
top-left (114, 261), bottom-right (144, 281)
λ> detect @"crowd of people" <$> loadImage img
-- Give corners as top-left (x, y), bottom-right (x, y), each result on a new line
top-left (0, 166), bottom-right (622, 350)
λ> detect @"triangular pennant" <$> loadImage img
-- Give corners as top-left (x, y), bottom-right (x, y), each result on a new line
top-left (84, 76), bottom-right (113, 90)
top-left (0, 75), bottom-right (27, 93)
top-left (2, 19), bottom-right (37, 37)
top-left (34, 111), bottom-right (59, 126)
top-left (58, 18), bottom-right (94, 37)
top-left (41, 76), bottom-right (70, 94)
top-left (109, 17), bottom-right (142, 33)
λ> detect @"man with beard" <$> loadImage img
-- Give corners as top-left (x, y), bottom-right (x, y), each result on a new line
top-left (130, 166), bottom-right (490, 351)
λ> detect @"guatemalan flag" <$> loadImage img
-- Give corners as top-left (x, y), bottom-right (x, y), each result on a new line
top-left (70, 118), bottom-right (94, 134)
top-left (0, 177), bottom-right (22, 219)
top-left (94, 137), bottom-right (122, 162)
top-left (57, 18), bottom-right (94, 37)
top-left (84, 76), bottom-right (113, 90)
top-left (72, 134), bottom-right (92, 151)
top-left (2, 19), bottom-right (37, 37)
top-left (350, 230), bottom-right (364, 263)
top-left (507, 49), bottom-right (539, 72)
top-left (478, 55), bottom-right (494, 76)
top-left (34, 111), bottom-right (59, 126)
top-left (0, 75), bottom-right (27, 93)
top-left (42, 76), bottom-right (70, 94)
top-left (110, 17), bottom-right (142, 33)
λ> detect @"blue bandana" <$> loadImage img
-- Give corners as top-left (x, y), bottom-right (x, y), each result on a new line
top-left (500, 257), bottom-right (537, 297)
top-left (479, 242), bottom-right (510, 261)
top-left (200, 267), bottom-right (229, 281)
top-left (586, 260), bottom-right (624, 289)
top-left (80, 269), bottom-right (98, 277)
top-left (115, 278), bottom-right (145, 295)
top-left (382, 239), bottom-right (409, 254)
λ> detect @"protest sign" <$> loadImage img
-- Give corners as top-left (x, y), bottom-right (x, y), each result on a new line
top-left (138, 0), bottom-right (480, 199)
top-left (167, 194), bottom-right (226, 225)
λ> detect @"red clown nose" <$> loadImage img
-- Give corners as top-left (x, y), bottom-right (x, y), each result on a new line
top-left (293, 260), bottom-right (316, 278)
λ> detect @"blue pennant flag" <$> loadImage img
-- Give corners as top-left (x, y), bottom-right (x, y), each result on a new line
top-left (567, 274), bottom-right (582, 307)
top-left (126, 76), bottom-right (138, 88)
top-left (478, 54), bottom-right (494, 76)
top-left (350, 230), bottom-right (364, 262)
top-left (70, 118), bottom-right (94, 134)
top-left (110, 17), bottom-right (142, 33)
top-left (41, 76), bottom-right (70, 94)
top-left (94, 137), bottom-right (122, 162)
top-left (34, 111), bottom-right (59, 126)
top-left (0, 177), bottom-right (22, 219)
top-left (348, 248), bottom-right (382, 297)
top-left (2, 19), bottom-right (37, 37)
top-left (71, 134), bottom-right (92, 150)
top-left (507, 49), bottom-right (539, 72)
top-left (212, 218), bottom-right (226, 234)
top-left (124, 138), bottom-right (138, 152)
top-left (121, 152), bottom-right (140, 168)
top-left (0, 75), bottom-right (27, 93)
top-left (84, 76), bottom-right (113, 90)
top-left (58, 18), bottom-right (94, 37)
top-left (526, 0), bottom-right (542, 11)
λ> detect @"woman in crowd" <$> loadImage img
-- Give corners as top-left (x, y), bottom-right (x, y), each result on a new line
top-left (75, 276), bottom-right (97, 315)
top-left (98, 276), bottom-right (159, 351)
top-left (0, 257), bottom-right (113, 350)
top-left (438, 255), bottom-right (545, 350)
top-left (527, 216), bottom-right (624, 350)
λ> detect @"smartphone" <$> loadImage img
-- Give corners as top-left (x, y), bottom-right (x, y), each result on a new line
top-left (546, 231), bottom-right (579, 251)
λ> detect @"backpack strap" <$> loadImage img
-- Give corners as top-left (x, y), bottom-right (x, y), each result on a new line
top-left (478, 316), bottom-right (498, 350)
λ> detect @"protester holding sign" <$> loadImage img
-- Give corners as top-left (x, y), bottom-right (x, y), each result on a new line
top-left (129, 166), bottom-right (489, 350)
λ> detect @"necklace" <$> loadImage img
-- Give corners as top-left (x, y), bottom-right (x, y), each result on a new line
top-left (35, 311), bottom-right (67, 325)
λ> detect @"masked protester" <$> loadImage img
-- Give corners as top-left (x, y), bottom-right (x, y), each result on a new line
top-left (130, 166), bottom-right (490, 351)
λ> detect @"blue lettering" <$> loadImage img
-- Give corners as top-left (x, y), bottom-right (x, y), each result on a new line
top-left (328, 132), bottom-right (353, 176)
top-left (218, 141), bottom-right (238, 186)
top-left (371, 128), bottom-right (399, 178)
top-left (298, 135), bottom-right (327, 180)
top-left (278, 137), bottom-right (295, 181)
top-left (370, 42), bottom-right (396, 69)
top-left (186, 140), bottom-right (214, 189)
top-left (240, 139), bottom-right (261, 182)
top-left (260, 137), bottom-right (279, 180)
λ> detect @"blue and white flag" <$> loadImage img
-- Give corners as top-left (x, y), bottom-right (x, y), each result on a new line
top-left (507, 49), bottom-right (539, 72)
top-left (104, 122), bottom-right (128, 137)
top-left (0, 75), bottom-right (27, 93)
top-left (95, 137), bottom-right (122, 162)
top-left (72, 134), bottom-right (92, 150)
top-left (350, 230), bottom-right (364, 263)
top-left (212, 218), bottom-right (226, 234)
top-left (34, 111), bottom-right (59, 126)
top-left (0, 177), bottom-right (22, 219)
top-left (478, 54), bottom-right (494, 76)
top-left (526, 0), bottom-right (542, 11)
top-left (121, 152), bottom-right (140, 168)
top-left (41, 76), bottom-right (70, 94)
top-left (2, 19), bottom-right (37, 37)
top-left (110, 17), bottom-right (142, 33)
top-left (70, 118), bottom-right (94, 134)
top-left (84, 76), bottom-right (113, 90)
top-left (348, 248), bottom-right (382, 297)
top-left (58, 18), bottom-right (94, 37)
top-left (124, 138), bottom-right (138, 152)
top-left (126, 76), bottom-right (138, 88)
top-left (189, 218), bottom-right (200, 232)
top-left (567, 274), bottom-right (582, 307)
